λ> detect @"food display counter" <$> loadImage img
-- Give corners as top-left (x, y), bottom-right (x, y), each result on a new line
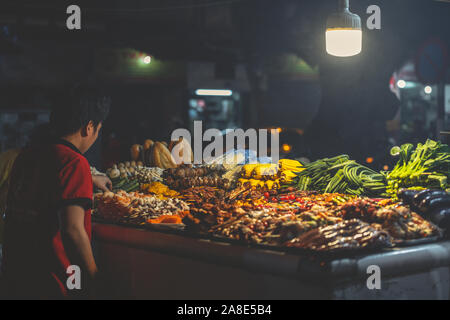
top-left (91, 139), bottom-right (450, 300)
top-left (92, 222), bottom-right (450, 300)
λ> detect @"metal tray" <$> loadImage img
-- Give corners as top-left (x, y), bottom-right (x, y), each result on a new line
top-left (92, 216), bottom-right (185, 231)
top-left (393, 235), bottom-right (443, 247)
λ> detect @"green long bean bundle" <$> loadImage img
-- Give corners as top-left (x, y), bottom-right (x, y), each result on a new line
top-left (296, 155), bottom-right (387, 197)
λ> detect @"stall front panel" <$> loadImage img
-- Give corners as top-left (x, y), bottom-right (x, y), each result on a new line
top-left (93, 223), bottom-right (450, 300)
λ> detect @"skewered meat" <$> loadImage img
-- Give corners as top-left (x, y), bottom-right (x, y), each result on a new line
top-left (211, 209), bottom-right (295, 244)
top-left (164, 164), bottom-right (231, 190)
top-left (381, 212), bottom-right (441, 239)
top-left (277, 206), bottom-right (343, 242)
top-left (338, 199), bottom-right (441, 240)
top-left (285, 219), bottom-right (392, 252)
top-left (164, 164), bottom-right (225, 180)
top-left (179, 186), bottom-right (248, 231)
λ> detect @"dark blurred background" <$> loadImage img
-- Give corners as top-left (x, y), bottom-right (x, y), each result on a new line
top-left (0, 0), bottom-right (449, 170)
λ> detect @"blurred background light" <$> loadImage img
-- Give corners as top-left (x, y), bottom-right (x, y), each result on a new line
top-left (282, 143), bottom-right (292, 153)
top-left (397, 80), bottom-right (406, 88)
top-left (195, 89), bottom-right (233, 96)
top-left (143, 55), bottom-right (151, 64)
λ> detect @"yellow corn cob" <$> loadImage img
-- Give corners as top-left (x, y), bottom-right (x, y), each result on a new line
top-left (251, 164), bottom-right (271, 179)
top-left (248, 179), bottom-right (265, 188)
top-left (282, 170), bottom-right (298, 181)
top-left (272, 179), bottom-right (281, 189)
top-left (239, 178), bottom-right (267, 189)
top-left (241, 164), bottom-right (259, 178)
top-left (265, 180), bottom-right (275, 189)
top-left (278, 159), bottom-right (304, 172)
top-left (252, 164), bottom-right (278, 180)
top-left (281, 170), bottom-right (297, 178)
top-left (238, 178), bottom-right (250, 186)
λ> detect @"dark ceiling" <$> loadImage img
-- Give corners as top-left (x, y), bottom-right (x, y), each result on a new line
top-left (0, 0), bottom-right (449, 162)
top-left (0, 0), bottom-right (449, 66)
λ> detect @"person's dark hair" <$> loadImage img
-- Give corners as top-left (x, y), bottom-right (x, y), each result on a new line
top-left (50, 86), bottom-right (110, 137)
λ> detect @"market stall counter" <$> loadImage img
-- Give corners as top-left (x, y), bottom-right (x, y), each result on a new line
top-left (92, 222), bottom-right (450, 300)
top-left (93, 140), bottom-right (450, 299)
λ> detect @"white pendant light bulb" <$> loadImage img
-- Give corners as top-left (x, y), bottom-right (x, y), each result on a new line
top-left (326, 0), bottom-right (362, 57)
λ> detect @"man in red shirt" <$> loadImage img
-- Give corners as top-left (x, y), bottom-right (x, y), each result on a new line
top-left (2, 87), bottom-right (110, 299)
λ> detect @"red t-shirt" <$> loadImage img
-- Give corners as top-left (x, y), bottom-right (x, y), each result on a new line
top-left (2, 139), bottom-right (93, 299)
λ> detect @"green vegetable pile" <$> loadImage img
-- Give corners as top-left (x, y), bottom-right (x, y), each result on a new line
top-left (386, 139), bottom-right (450, 196)
top-left (296, 155), bottom-right (387, 197)
top-left (111, 176), bottom-right (140, 193)
top-left (295, 139), bottom-right (450, 198)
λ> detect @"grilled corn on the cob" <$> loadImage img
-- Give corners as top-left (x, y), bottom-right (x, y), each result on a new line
top-left (251, 164), bottom-right (279, 180)
top-left (278, 159), bottom-right (304, 172)
top-left (241, 164), bottom-right (258, 178)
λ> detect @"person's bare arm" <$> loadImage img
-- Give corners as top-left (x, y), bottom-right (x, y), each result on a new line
top-left (92, 175), bottom-right (112, 192)
top-left (59, 205), bottom-right (98, 281)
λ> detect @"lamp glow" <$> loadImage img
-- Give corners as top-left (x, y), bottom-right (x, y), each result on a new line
top-left (326, 29), bottom-right (362, 57)
top-left (326, 0), bottom-right (362, 57)
top-left (424, 86), bottom-right (432, 94)
top-left (195, 89), bottom-right (233, 96)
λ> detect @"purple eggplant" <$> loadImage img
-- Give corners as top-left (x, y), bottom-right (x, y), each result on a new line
top-left (398, 189), bottom-right (420, 206)
top-left (419, 195), bottom-right (450, 215)
top-left (428, 207), bottom-right (450, 230)
top-left (413, 190), bottom-right (448, 207)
